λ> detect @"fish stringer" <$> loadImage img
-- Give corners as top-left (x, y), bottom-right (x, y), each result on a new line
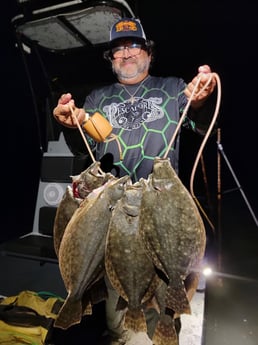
top-left (163, 73), bottom-right (222, 231)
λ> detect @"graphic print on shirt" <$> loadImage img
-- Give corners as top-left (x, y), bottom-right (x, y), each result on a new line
top-left (88, 76), bottom-right (187, 180)
top-left (103, 97), bottom-right (164, 130)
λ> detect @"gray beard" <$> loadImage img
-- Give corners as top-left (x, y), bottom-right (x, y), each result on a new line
top-left (112, 59), bottom-right (150, 81)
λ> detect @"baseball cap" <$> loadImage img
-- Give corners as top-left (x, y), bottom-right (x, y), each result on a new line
top-left (110, 17), bottom-right (146, 44)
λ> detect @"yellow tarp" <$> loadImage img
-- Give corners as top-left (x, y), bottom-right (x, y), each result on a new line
top-left (0, 290), bottom-right (63, 345)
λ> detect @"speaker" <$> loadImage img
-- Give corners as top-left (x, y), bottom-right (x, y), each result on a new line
top-left (32, 181), bottom-right (70, 236)
top-left (31, 133), bottom-right (88, 236)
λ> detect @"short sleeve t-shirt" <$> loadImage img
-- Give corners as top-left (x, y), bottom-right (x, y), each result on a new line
top-left (83, 75), bottom-right (192, 182)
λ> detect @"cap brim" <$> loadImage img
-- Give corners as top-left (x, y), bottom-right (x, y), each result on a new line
top-left (110, 36), bottom-right (146, 47)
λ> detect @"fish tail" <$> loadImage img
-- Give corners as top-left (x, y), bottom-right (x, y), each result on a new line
top-left (81, 278), bottom-right (108, 316)
top-left (81, 290), bottom-right (92, 316)
top-left (90, 279), bottom-right (108, 304)
top-left (152, 317), bottom-right (179, 345)
top-left (165, 284), bottom-right (191, 315)
top-left (124, 308), bottom-right (147, 333)
top-left (54, 297), bottom-right (82, 329)
top-left (82, 302), bottom-right (92, 316)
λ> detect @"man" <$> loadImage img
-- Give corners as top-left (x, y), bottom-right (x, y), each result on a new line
top-left (53, 17), bottom-right (217, 345)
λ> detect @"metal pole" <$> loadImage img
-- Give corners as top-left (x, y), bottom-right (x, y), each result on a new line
top-left (217, 140), bottom-right (258, 228)
top-left (217, 129), bottom-right (222, 272)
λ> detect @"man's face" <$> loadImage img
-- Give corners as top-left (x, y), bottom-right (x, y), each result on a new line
top-left (111, 39), bottom-right (151, 81)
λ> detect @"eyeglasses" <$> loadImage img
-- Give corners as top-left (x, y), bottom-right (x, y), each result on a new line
top-left (111, 43), bottom-right (143, 59)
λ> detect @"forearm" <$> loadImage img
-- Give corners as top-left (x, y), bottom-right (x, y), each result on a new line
top-left (187, 92), bottom-right (218, 135)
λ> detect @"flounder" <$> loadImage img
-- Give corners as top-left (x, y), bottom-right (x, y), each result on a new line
top-left (105, 180), bottom-right (162, 334)
top-left (54, 175), bottom-right (130, 329)
top-left (139, 157), bottom-right (206, 315)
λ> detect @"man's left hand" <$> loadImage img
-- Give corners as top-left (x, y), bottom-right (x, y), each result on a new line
top-left (185, 65), bottom-right (217, 108)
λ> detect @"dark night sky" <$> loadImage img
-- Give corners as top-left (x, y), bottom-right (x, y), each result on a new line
top-left (2, 0), bottom-right (258, 240)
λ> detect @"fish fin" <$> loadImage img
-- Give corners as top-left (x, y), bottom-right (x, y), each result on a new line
top-left (105, 255), bottom-right (128, 302)
top-left (82, 301), bottom-right (92, 316)
top-left (142, 274), bottom-right (163, 304)
top-left (81, 292), bottom-right (92, 316)
top-left (54, 296), bottom-right (82, 329)
top-left (81, 278), bottom-right (108, 316)
top-left (152, 316), bottom-right (179, 345)
top-left (165, 283), bottom-right (191, 315)
top-left (124, 308), bottom-right (147, 333)
top-left (90, 277), bottom-right (108, 304)
top-left (144, 296), bottom-right (161, 314)
top-left (184, 272), bottom-right (200, 302)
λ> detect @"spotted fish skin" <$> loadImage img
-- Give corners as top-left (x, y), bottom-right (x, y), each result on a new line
top-left (139, 157), bottom-right (206, 315)
top-left (151, 272), bottom-right (201, 345)
top-left (152, 280), bottom-right (179, 345)
top-left (105, 181), bottom-right (162, 334)
top-left (54, 175), bottom-right (130, 330)
top-left (53, 185), bottom-right (81, 256)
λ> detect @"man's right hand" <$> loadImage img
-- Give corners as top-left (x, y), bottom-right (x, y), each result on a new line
top-left (53, 93), bottom-right (87, 128)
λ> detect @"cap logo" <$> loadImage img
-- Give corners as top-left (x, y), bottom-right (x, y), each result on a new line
top-left (115, 21), bottom-right (138, 33)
